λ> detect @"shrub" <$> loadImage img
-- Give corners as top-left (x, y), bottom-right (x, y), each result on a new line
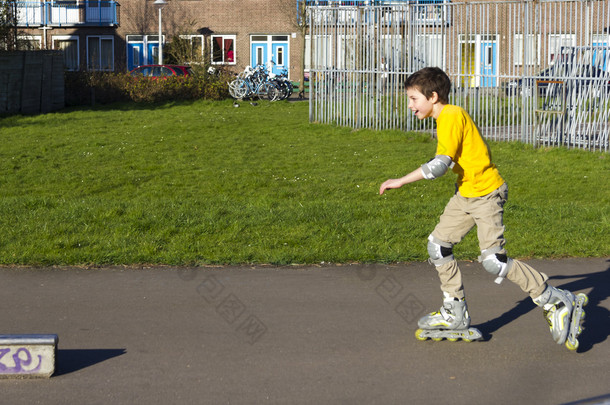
top-left (65, 69), bottom-right (231, 106)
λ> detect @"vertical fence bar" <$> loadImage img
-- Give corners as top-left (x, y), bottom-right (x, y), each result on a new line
top-left (307, 0), bottom-right (608, 152)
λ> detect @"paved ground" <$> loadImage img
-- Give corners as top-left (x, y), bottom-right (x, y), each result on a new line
top-left (0, 258), bottom-right (609, 405)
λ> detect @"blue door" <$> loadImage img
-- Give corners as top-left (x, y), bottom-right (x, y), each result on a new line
top-left (480, 41), bottom-right (497, 87)
top-left (271, 43), bottom-right (288, 75)
top-left (147, 42), bottom-right (159, 65)
top-left (251, 42), bottom-right (268, 68)
top-left (126, 36), bottom-right (162, 72)
top-left (127, 42), bottom-right (143, 71)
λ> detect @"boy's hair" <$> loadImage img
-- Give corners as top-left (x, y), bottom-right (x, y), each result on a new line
top-left (404, 67), bottom-right (451, 104)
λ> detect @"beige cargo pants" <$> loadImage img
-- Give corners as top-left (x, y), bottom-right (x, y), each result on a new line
top-left (430, 183), bottom-right (548, 300)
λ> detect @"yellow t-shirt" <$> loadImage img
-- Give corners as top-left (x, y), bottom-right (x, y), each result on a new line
top-left (435, 104), bottom-right (504, 197)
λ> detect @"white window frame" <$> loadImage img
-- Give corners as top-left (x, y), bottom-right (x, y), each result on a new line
top-left (381, 34), bottom-right (406, 71)
top-left (514, 33), bottom-right (540, 66)
top-left (178, 34), bottom-right (205, 62)
top-left (334, 34), bottom-right (356, 70)
top-left (53, 35), bottom-right (79, 71)
top-left (305, 34), bottom-right (333, 71)
top-left (276, 46), bottom-right (284, 66)
top-left (255, 46), bottom-right (264, 66)
top-left (87, 35), bottom-right (114, 71)
top-left (211, 34), bottom-right (236, 65)
top-left (548, 33), bottom-right (576, 64)
top-left (592, 34), bottom-right (610, 45)
top-left (17, 35), bottom-right (42, 51)
top-left (416, 33), bottom-right (446, 70)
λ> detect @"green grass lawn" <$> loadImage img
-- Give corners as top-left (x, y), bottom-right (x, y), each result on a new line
top-left (0, 99), bottom-right (608, 266)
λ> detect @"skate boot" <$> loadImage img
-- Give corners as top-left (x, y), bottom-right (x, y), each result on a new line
top-left (533, 285), bottom-right (588, 350)
top-left (415, 294), bottom-right (482, 342)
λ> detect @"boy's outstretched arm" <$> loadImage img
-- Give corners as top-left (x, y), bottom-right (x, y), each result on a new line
top-left (379, 167), bottom-right (425, 195)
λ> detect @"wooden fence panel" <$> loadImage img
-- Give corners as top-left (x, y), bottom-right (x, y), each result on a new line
top-left (0, 51), bottom-right (64, 115)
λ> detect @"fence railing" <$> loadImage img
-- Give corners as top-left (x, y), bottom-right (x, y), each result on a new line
top-left (14, 1), bottom-right (119, 27)
top-left (307, 0), bottom-right (610, 152)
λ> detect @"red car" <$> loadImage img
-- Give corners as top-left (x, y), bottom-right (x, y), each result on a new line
top-left (129, 64), bottom-right (192, 78)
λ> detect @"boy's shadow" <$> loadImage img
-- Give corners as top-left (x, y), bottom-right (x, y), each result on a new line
top-left (477, 260), bottom-right (610, 352)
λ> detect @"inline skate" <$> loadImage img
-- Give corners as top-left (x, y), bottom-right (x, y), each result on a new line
top-left (415, 294), bottom-right (483, 342)
top-left (533, 285), bottom-right (588, 351)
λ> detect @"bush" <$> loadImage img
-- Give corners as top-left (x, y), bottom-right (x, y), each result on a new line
top-left (65, 69), bottom-right (231, 106)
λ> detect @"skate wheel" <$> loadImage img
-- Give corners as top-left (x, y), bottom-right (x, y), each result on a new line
top-left (565, 339), bottom-right (579, 351)
top-left (580, 309), bottom-right (585, 320)
top-left (432, 337), bottom-right (443, 342)
top-left (448, 338), bottom-right (458, 342)
top-left (577, 293), bottom-right (589, 306)
top-left (462, 338), bottom-right (472, 343)
top-left (415, 329), bottom-right (428, 341)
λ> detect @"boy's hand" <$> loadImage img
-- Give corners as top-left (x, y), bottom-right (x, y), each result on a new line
top-left (379, 178), bottom-right (404, 195)
top-left (379, 168), bottom-right (425, 195)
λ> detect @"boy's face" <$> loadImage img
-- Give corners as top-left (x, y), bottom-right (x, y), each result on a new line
top-left (406, 87), bottom-right (437, 120)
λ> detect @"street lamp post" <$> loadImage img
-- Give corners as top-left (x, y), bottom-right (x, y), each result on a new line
top-left (153, 0), bottom-right (168, 64)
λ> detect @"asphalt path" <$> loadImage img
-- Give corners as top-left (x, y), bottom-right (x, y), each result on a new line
top-left (1, 258), bottom-right (609, 405)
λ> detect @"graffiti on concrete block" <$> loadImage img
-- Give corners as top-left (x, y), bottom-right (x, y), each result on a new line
top-left (0, 347), bottom-right (43, 374)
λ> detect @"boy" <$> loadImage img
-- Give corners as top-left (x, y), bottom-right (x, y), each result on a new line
top-left (379, 67), bottom-right (587, 349)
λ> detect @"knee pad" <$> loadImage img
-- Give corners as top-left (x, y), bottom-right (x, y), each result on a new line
top-left (427, 235), bottom-right (454, 266)
top-left (479, 247), bottom-right (513, 284)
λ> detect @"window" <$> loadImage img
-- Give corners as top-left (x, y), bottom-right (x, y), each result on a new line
top-left (152, 45), bottom-right (160, 64)
top-left (17, 35), bottom-right (42, 51)
top-left (276, 47), bottom-right (284, 65)
top-left (87, 36), bottom-right (114, 71)
top-left (154, 66), bottom-right (172, 77)
top-left (548, 34), bottom-right (575, 64)
top-left (514, 34), bottom-right (539, 66)
top-left (334, 34), bottom-right (356, 70)
top-left (149, 35), bottom-right (162, 64)
top-left (485, 46), bottom-right (493, 67)
top-left (132, 46), bottom-right (141, 67)
top-left (416, 34), bottom-right (445, 69)
top-left (53, 36), bottom-right (79, 71)
top-left (255, 46), bottom-right (264, 66)
top-left (305, 34), bottom-right (333, 70)
top-left (178, 35), bottom-right (204, 62)
top-left (380, 35), bottom-right (405, 71)
top-left (86, 0), bottom-right (113, 23)
top-left (136, 66), bottom-right (153, 76)
top-left (211, 35), bottom-right (236, 65)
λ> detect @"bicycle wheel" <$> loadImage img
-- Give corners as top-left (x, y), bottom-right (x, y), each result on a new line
top-left (257, 82), bottom-right (280, 101)
top-left (233, 79), bottom-right (249, 99)
top-left (278, 79), bottom-right (292, 100)
top-left (228, 79), bottom-right (240, 99)
top-left (269, 82), bottom-right (283, 101)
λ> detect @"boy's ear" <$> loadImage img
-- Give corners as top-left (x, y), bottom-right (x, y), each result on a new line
top-left (430, 91), bottom-right (440, 104)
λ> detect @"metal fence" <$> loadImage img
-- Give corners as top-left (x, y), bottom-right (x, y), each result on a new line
top-left (306, 0), bottom-right (610, 152)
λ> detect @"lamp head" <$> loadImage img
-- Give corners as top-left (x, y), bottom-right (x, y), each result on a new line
top-left (153, 0), bottom-right (168, 9)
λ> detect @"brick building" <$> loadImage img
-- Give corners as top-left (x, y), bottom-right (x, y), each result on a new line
top-left (118, 0), bottom-right (304, 78)
top-left (13, 0), bottom-right (305, 79)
